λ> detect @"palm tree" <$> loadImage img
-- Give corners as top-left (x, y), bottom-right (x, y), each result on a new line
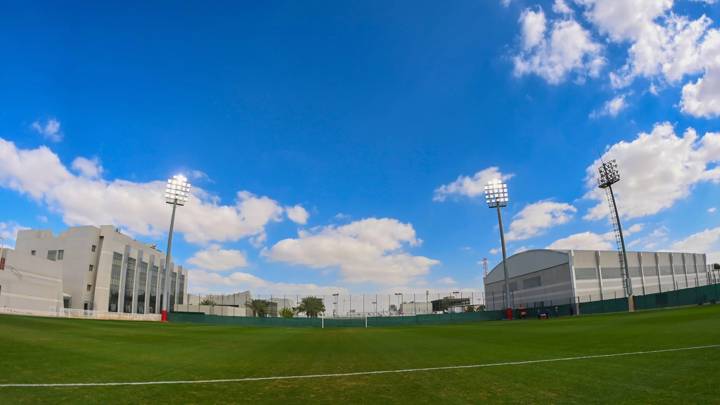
top-left (296, 296), bottom-right (325, 318)
top-left (245, 299), bottom-right (269, 317)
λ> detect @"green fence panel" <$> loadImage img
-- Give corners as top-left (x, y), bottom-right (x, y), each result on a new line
top-left (579, 298), bottom-right (628, 315)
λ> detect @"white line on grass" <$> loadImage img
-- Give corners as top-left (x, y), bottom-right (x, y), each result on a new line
top-left (1, 344), bottom-right (718, 388)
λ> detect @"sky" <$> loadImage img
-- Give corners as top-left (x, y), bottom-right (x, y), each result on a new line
top-left (1, 0), bottom-right (720, 296)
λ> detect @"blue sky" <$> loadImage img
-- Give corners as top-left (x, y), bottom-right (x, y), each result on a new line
top-left (1, 0), bottom-right (720, 295)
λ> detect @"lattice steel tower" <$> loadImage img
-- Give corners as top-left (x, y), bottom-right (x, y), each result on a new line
top-left (597, 160), bottom-right (634, 312)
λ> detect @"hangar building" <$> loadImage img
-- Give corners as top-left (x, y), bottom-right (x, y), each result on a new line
top-left (484, 249), bottom-right (709, 311)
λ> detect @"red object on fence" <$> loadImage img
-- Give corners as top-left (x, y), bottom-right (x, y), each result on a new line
top-left (505, 308), bottom-right (513, 320)
top-left (161, 310), bottom-right (168, 322)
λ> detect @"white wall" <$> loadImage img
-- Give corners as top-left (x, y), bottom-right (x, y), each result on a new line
top-left (0, 250), bottom-right (63, 313)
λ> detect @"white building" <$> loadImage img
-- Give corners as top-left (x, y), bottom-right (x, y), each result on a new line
top-left (399, 301), bottom-right (433, 315)
top-left (3, 225), bottom-right (187, 315)
top-left (484, 249), bottom-right (709, 311)
top-left (0, 248), bottom-right (64, 313)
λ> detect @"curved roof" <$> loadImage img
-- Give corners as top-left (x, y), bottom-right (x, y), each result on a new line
top-left (485, 249), bottom-right (569, 284)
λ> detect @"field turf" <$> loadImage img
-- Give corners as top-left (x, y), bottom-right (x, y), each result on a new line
top-left (1, 305), bottom-right (719, 404)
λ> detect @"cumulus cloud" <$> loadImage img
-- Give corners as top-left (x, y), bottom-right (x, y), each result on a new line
top-left (0, 138), bottom-right (293, 244)
top-left (506, 200), bottom-right (576, 241)
top-left (590, 94), bottom-right (628, 118)
top-left (266, 218), bottom-right (439, 285)
top-left (547, 224), bottom-right (643, 251)
top-left (0, 221), bottom-right (27, 248)
top-left (187, 244), bottom-right (248, 271)
top-left (671, 227), bottom-right (720, 263)
top-left (584, 123), bottom-right (720, 221)
top-left (433, 167), bottom-right (512, 201)
top-left (513, 7), bottom-right (605, 84)
top-left (552, 0), bottom-right (573, 15)
top-left (285, 205), bottom-right (309, 225)
top-left (547, 231), bottom-right (613, 250)
top-left (30, 118), bottom-right (62, 142)
top-left (681, 66), bottom-right (720, 118)
top-left (71, 157), bottom-right (103, 178)
top-left (512, 0), bottom-right (720, 118)
top-left (188, 269), bottom-right (349, 295)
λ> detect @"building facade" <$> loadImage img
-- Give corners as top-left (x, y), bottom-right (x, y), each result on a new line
top-left (0, 248), bottom-right (64, 313)
top-left (9, 225), bottom-right (187, 314)
top-left (484, 249), bottom-right (709, 311)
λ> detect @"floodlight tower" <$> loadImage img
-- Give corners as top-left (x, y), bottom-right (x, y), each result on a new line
top-left (597, 160), bottom-right (634, 312)
top-left (484, 179), bottom-right (511, 316)
top-left (162, 174), bottom-right (191, 321)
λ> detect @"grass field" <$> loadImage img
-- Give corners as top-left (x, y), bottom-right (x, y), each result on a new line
top-left (1, 305), bottom-right (719, 404)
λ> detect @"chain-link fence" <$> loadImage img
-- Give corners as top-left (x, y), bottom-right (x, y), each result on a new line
top-left (176, 290), bottom-right (487, 318)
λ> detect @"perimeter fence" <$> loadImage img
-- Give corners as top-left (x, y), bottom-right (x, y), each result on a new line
top-left (169, 283), bottom-right (720, 327)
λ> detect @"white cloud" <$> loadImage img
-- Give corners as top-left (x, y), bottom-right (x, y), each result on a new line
top-left (506, 200), bottom-right (576, 241)
top-left (266, 218), bottom-right (439, 285)
top-left (437, 277), bottom-right (456, 286)
top-left (187, 244), bottom-right (248, 271)
top-left (0, 221), bottom-right (27, 248)
top-left (709, 207), bottom-right (717, 214)
top-left (285, 205), bottom-right (309, 225)
top-left (681, 66), bottom-right (720, 118)
top-left (188, 269), bottom-right (348, 295)
top-left (584, 123), bottom-right (720, 221)
top-left (590, 94), bottom-right (628, 118)
top-left (433, 167), bottom-right (513, 201)
top-left (552, 0), bottom-right (573, 15)
top-left (30, 118), bottom-right (62, 142)
top-left (671, 227), bottom-right (720, 263)
top-left (489, 247), bottom-right (500, 255)
top-left (547, 231), bottom-right (613, 250)
top-left (511, 1), bottom-right (720, 118)
top-left (547, 223), bottom-right (643, 250)
top-left (71, 157), bottom-right (103, 178)
top-left (0, 138), bottom-right (289, 244)
top-left (513, 8), bottom-right (605, 84)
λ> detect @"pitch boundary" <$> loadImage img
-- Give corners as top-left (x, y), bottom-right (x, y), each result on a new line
top-left (1, 344), bottom-right (718, 388)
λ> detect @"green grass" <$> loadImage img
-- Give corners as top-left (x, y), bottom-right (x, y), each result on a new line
top-left (1, 305), bottom-right (719, 404)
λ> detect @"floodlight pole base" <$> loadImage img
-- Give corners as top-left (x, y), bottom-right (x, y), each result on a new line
top-left (161, 310), bottom-right (168, 322)
top-left (504, 308), bottom-right (513, 320)
top-left (628, 294), bottom-right (635, 313)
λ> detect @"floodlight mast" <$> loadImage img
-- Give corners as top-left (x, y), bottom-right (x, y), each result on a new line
top-left (161, 174), bottom-right (191, 322)
top-left (597, 160), bottom-right (634, 312)
top-left (484, 179), bottom-right (511, 318)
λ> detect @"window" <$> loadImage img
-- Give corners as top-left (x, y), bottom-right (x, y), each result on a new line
top-left (57, 250), bottom-right (64, 260)
top-left (123, 257), bottom-right (136, 313)
top-left (89, 264), bottom-right (94, 272)
top-left (31, 250), bottom-right (36, 256)
top-left (86, 284), bottom-right (92, 292)
top-left (148, 265), bottom-right (159, 313)
top-left (47, 250), bottom-right (57, 261)
top-left (136, 262), bottom-right (148, 314)
top-left (91, 245), bottom-right (97, 252)
top-left (108, 252), bottom-right (123, 312)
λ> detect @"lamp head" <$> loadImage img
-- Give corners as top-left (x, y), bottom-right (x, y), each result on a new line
top-left (165, 174), bottom-right (191, 206)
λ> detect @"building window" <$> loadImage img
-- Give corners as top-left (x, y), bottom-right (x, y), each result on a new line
top-left (178, 274), bottom-right (185, 305)
top-left (87, 284), bottom-right (92, 292)
top-left (89, 264), bottom-right (94, 272)
top-left (47, 250), bottom-right (57, 261)
top-left (123, 257), bottom-right (136, 313)
top-left (31, 250), bottom-right (36, 256)
top-left (57, 250), bottom-right (64, 260)
top-left (91, 245), bottom-right (97, 252)
top-left (148, 265), bottom-right (159, 313)
top-left (108, 252), bottom-right (123, 312)
top-left (136, 262), bottom-right (148, 314)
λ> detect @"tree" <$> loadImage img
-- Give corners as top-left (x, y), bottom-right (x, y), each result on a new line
top-left (245, 299), bottom-right (269, 317)
top-left (279, 307), bottom-right (294, 318)
top-left (199, 298), bottom-right (216, 306)
top-left (296, 296), bottom-right (325, 318)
